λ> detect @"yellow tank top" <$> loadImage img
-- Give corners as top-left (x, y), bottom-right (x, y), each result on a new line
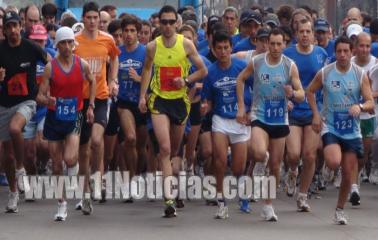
top-left (151, 34), bottom-right (191, 99)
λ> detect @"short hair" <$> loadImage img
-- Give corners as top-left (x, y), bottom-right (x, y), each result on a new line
top-left (100, 5), bottom-right (116, 12)
top-left (290, 8), bottom-right (312, 31)
top-left (210, 22), bottom-right (227, 37)
top-left (46, 23), bottom-right (59, 32)
top-left (19, 7), bottom-right (25, 15)
top-left (119, 12), bottom-right (133, 20)
top-left (60, 16), bottom-right (78, 28)
top-left (223, 6), bottom-right (238, 18)
top-left (335, 35), bottom-right (353, 51)
top-left (297, 18), bottom-right (314, 32)
top-left (276, 5), bottom-right (294, 22)
top-left (151, 27), bottom-right (161, 40)
top-left (362, 11), bottom-right (372, 27)
top-left (299, 5), bottom-right (313, 16)
top-left (121, 15), bottom-right (142, 32)
top-left (41, 3), bottom-right (57, 17)
top-left (212, 30), bottom-right (232, 48)
top-left (268, 27), bottom-right (285, 41)
top-left (108, 19), bottom-right (122, 34)
top-left (370, 18), bottom-right (378, 35)
top-left (158, 5), bottom-right (177, 20)
top-left (178, 24), bottom-right (196, 37)
top-left (279, 25), bottom-right (292, 40)
top-left (251, 4), bottom-right (264, 15)
top-left (82, 1), bottom-right (99, 17)
top-left (141, 20), bottom-right (152, 29)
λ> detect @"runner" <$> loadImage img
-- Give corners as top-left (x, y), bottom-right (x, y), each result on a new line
top-left (37, 26), bottom-right (96, 221)
top-left (349, 32), bottom-right (376, 206)
top-left (202, 30), bottom-right (251, 219)
top-left (236, 28), bottom-right (305, 221)
top-left (74, 1), bottom-right (120, 214)
top-left (306, 36), bottom-right (374, 225)
top-left (117, 15), bottom-right (148, 182)
top-left (0, 11), bottom-right (47, 213)
top-left (138, 5), bottom-right (207, 217)
top-left (283, 18), bottom-right (328, 212)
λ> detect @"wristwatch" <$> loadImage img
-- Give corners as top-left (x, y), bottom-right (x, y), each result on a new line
top-left (184, 78), bottom-right (190, 86)
top-left (359, 103), bottom-right (364, 111)
top-left (89, 103), bottom-right (95, 109)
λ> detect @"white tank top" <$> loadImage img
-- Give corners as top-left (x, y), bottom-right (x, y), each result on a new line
top-left (351, 55), bottom-right (376, 119)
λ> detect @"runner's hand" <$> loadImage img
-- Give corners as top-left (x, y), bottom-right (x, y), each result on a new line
top-left (0, 67), bottom-right (5, 82)
top-left (86, 107), bottom-right (94, 124)
top-left (47, 96), bottom-right (56, 106)
top-left (200, 102), bottom-right (208, 116)
top-left (173, 77), bottom-right (185, 88)
top-left (284, 85), bottom-right (294, 98)
top-left (287, 100), bottom-right (294, 111)
top-left (138, 97), bottom-right (147, 113)
top-left (312, 113), bottom-right (322, 133)
top-left (236, 107), bottom-right (247, 125)
top-left (349, 104), bottom-right (361, 118)
top-left (129, 68), bottom-right (141, 82)
top-left (108, 80), bottom-right (119, 97)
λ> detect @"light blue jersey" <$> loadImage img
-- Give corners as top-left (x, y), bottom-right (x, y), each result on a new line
top-left (250, 53), bottom-right (293, 125)
top-left (321, 62), bottom-right (364, 139)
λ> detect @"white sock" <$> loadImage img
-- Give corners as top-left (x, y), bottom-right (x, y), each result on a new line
top-left (67, 163), bottom-right (79, 176)
top-left (351, 184), bottom-right (359, 193)
top-left (298, 192), bottom-right (307, 199)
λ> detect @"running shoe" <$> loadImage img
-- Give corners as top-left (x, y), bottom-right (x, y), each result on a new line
top-left (297, 194), bottom-right (311, 212)
top-left (261, 204), bottom-right (278, 221)
top-left (82, 199), bottom-right (93, 215)
top-left (334, 208), bottom-right (348, 225)
top-left (5, 191), bottom-right (19, 213)
top-left (54, 201), bottom-right (67, 221)
top-left (163, 200), bottom-right (177, 218)
top-left (215, 201), bottom-right (229, 219)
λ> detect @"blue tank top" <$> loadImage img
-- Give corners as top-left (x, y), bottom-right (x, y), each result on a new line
top-left (321, 62), bottom-right (364, 139)
top-left (250, 53), bottom-right (293, 125)
top-left (118, 44), bottom-right (146, 104)
top-left (283, 45), bottom-right (328, 120)
top-left (202, 58), bottom-right (252, 119)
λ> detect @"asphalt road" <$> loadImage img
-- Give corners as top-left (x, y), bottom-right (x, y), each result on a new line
top-left (0, 183), bottom-right (377, 240)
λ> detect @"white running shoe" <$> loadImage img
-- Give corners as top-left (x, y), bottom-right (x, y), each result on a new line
top-left (214, 202), bottom-right (229, 219)
top-left (261, 204), bottom-right (278, 221)
top-left (297, 194), bottom-right (311, 212)
top-left (285, 168), bottom-right (297, 197)
top-left (334, 208), bottom-right (348, 225)
top-left (54, 201), bottom-right (67, 221)
top-left (16, 168), bottom-right (28, 193)
top-left (5, 191), bottom-right (19, 213)
top-left (369, 168), bottom-right (378, 184)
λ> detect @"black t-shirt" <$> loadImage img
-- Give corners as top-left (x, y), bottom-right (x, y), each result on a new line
top-left (0, 38), bottom-right (47, 107)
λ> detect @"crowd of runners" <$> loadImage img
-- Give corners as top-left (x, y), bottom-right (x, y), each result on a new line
top-left (1, 1), bottom-right (378, 225)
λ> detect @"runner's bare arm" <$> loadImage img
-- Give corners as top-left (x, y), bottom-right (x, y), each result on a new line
top-left (289, 63), bottom-right (305, 103)
top-left (306, 70), bottom-right (323, 133)
top-left (236, 61), bottom-right (254, 112)
top-left (81, 59), bottom-right (96, 106)
top-left (184, 38), bottom-right (208, 84)
top-left (139, 41), bottom-right (156, 99)
top-left (108, 54), bottom-right (119, 96)
top-left (360, 73), bottom-right (375, 112)
top-left (37, 62), bottom-right (55, 106)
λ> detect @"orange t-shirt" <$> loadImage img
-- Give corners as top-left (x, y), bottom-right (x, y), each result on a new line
top-left (75, 31), bottom-right (120, 99)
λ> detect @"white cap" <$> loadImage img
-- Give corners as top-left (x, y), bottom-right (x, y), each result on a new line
top-left (346, 23), bottom-right (363, 38)
top-left (54, 26), bottom-right (78, 48)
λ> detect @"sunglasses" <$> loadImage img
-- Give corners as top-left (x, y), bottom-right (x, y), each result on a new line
top-left (160, 19), bottom-right (176, 26)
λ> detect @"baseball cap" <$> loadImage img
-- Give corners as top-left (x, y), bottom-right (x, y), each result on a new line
top-left (346, 23), bottom-right (363, 38)
top-left (257, 27), bottom-right (270, 38)
top-left (264, 13), bottom-right (279, 27)
top-left (3, 11), bottom-right (20, 26)
top-left (29, 24), bottom-right (48, 40)
top-left (314, 18), bottom-right (330, 32)
top-left (54, 26), bottom-right (78, 48)
top-left (240, 9), bottom-right (262, 25)
top-left (72, 22), bottom-right (84, 34)
top-left (181, 10), bottom-right (197, 23)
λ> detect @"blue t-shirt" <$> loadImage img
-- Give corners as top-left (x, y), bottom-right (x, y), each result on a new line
top-left (202, 58), bottom-right (252, 119)
top-left (232, 33), bottom-right (246, 47)
top-left (233, 37), bottom-right (256, 53)
top-left (371, 42), bottom-right (378, 58)
top-left (33, 47), bottom-right (57, 123)
top-left (188, 55), bottom-right (211, 97)
top-left (117, 44), bottom-right (146, 104)
top-left (197, 29), bottom-right (206, 43)
top-left (283, 45), bottom-right (328, 120)
top-left (198, 39), bottom-right (209, 52)
top-left (199, 47), bottom-right (210, 57)
top-left (322, 39), bottom-right (335, 62)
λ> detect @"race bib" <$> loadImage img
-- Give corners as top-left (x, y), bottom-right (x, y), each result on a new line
top-left (160, 66), bottom-right (181, 91)
top-left (7, 73), bottom-right (28, 96)
top-left (334, 111), bottom-right (354, 135)
top-left (264, 99), bottom-right (285, 124)
top-left (56, 97), bottom-right (77, 121)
